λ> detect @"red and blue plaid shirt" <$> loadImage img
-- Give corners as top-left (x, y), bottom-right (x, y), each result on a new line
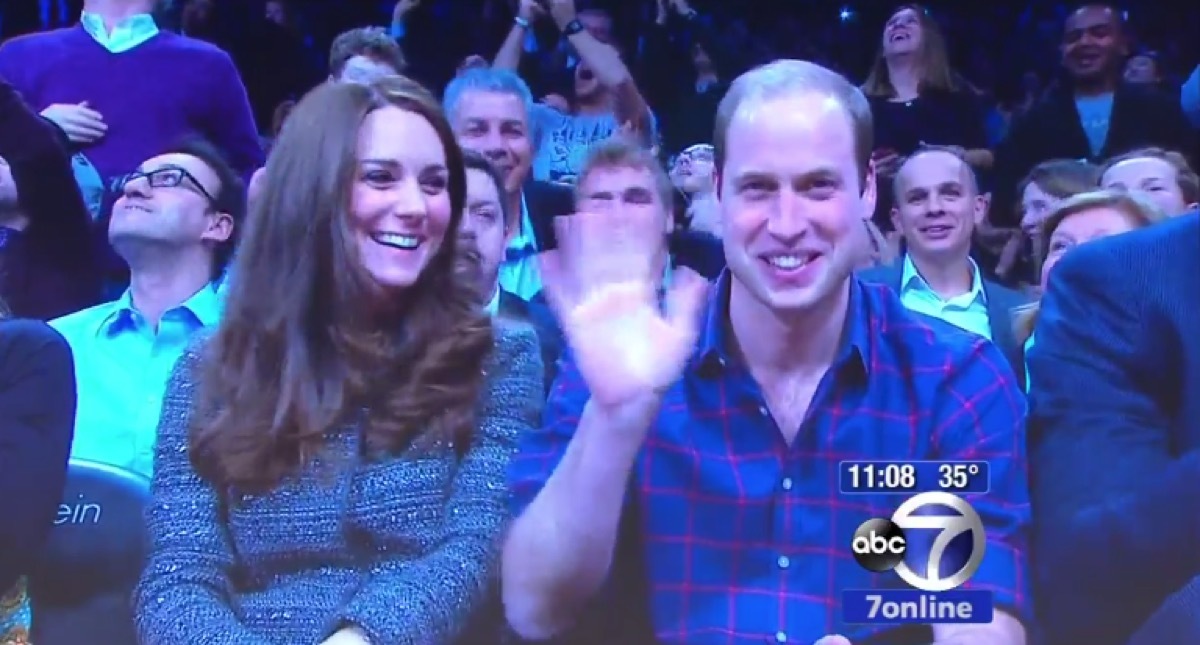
top-left (510, 273), bottom-right (1031, 644)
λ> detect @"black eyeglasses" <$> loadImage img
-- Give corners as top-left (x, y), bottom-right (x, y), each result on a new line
top-left (119, 166), bottom-right (218, 205)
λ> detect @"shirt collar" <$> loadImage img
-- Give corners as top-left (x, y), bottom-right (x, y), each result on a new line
top-left (900, 254), bottom-right (987, 304)
top-left (97, 282), bottom-right (223, 335)
top-left (693, 270), bottom-right (871, 378)
top-left (80, 12), bottom-right (159, 54)
top-left (485, 288), bottom-right (501, 316)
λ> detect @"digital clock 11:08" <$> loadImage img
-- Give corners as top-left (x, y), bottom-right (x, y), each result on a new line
top-left (839, 461), bottom-right (990, 495)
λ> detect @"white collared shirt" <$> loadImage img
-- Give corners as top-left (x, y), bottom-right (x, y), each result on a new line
top-left (79, 11), bottom-right (159, 54)
top-left (485, 287), bottom-right (501, 316)
top-left (899, 254), bottom-right (992, 340)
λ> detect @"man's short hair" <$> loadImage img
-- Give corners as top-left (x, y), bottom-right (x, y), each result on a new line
top-left (442, 67), bottom-right (535, 128)
top-left (714, 59), bottom-right (873, 188)
top-left (576, 136), bottom-right (674, 215)
top-left (1100, 146), bottom-right (1199, 205)
top-left (160, 136), bottom-right (246, 279)
top-left (460, 148), bottom-right (514, 231)
top-left (328, 27), bottom-right (406, 78)
top-left (892, 145), bottom-right (980, 201)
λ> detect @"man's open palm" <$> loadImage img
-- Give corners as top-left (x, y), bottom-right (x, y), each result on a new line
top-left (540, 211), bottom-right (707, 409)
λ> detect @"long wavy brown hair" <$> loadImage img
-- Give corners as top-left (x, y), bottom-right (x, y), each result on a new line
top-left (190, 76), bottom-right (493, 494)
top-left (861, 4), bottom-right (960, 97)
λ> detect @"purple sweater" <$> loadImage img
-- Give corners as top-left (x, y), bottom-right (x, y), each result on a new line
top-left (0, 25), bottom-right (264, 189)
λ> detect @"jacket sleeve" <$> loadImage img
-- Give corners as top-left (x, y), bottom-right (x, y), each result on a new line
top-left (1027, 237), bottom-right (1200, 642)
top-left (334, 323), bottom-right (544, 644)
top-left (0, 320), bottom-right (75, 592)
top-left (133, 340), bottom-right (274, 645)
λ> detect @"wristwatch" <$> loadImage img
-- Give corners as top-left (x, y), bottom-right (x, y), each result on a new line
top-left (562, 19), bottom-right (584, 36)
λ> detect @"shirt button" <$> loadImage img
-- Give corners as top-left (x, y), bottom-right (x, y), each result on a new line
top-left (757, 405), bottom-right (769, 417)
top-left (781, 477), bottom-right (793, 490)
top-left (777, 555), bottom-right (790, 569)
top-left (775, 631), bottom-right (787, 643)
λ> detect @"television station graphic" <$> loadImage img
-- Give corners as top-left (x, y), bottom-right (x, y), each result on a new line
top-left (840, 461), bottom-right (995, 625)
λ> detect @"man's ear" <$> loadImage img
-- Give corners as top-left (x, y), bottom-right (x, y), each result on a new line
top-left (203, 211), bottom-right (234, 244)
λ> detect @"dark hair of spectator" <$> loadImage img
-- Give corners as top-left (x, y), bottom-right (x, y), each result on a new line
top-left (328, 27), bottom-right (407, 78)
top-left (1018, 158), bottom-right (1101, 206)
top-left (159, 136), bottom-right (246, 280)
top-left (189, 76), bottom-right (490, 495)
top-left (460, 148), bottom-right (513, 231)
top-left (271, 99), bottom-right (297, 138)
top-left (862, 4), bottom-right (960, 97)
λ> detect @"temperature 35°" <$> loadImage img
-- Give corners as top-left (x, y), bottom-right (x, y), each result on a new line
top-left (938, 462), bottom-right (982, 490)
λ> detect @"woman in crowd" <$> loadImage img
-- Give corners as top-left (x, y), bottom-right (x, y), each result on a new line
top-left (134, 76), bottom-right (543, 644)
top-left (861, 4), bottom-right (990, 178)
top-left (0, 303), bottom-right (77, 643)
top-left (993, 158), bottom-right (1100, 285)
top-left (1099, 146), bottom-right (1200, 217)
top-left (1015, 189), bottom-right (1166, 390)
top-left (0, 75), bottom-right (102, 320)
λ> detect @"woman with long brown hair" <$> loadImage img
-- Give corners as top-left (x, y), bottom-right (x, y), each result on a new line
top-left (133, 76), bottom-right (543, 644)
top-left (993, 158), bottom-right (1100, 284)
top-left (861, 5), bottom-right (991, 178)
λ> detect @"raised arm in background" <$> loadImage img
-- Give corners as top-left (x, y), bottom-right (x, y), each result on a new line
top-left (548, 0), bottom-right (651, 138)
top-left (493, 0), bottom-right (543, 72)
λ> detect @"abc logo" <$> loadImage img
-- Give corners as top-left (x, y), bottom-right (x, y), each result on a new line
top-left (850, 492), bottom-right (986, 592)
top-left (851, 518), bottom-right (908, 573)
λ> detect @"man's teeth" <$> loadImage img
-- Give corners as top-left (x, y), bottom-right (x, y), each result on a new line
top-left (768, 255), bottom-right (809, 269)
top-left (374, 232), bottom-right (419, 249)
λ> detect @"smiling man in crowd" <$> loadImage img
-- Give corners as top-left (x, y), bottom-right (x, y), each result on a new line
top-left (860, 146), bottom-right (1028, 382)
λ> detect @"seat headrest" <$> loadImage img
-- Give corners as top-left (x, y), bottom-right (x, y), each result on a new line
top-left (31, 460), bottom-right (152, 600)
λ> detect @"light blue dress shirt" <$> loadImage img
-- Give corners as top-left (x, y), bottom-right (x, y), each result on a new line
top-left (1023, 333), bottom-right (1035, 392)
top-left (50, 285), bottom-right (223, 477)
top-left (899, 254), bottom-right (992, 340)
top-left (79, 12), bottom-right (159, 54)
top-left (498, 192), bottom-right (543, 300)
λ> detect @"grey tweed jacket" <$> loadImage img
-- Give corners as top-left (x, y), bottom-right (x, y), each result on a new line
top-left (133, 321), bottom-right (544, 645)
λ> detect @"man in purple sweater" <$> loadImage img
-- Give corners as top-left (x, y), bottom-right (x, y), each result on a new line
top-left (0, 0), bottom-right (264, 289)
top-left (0, 0), bottom-right (264, 196)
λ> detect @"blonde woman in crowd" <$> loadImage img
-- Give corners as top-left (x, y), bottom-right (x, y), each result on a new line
top-left (1100, 146), bottom-right (1200, 217)
top-left (1015, 189), bottom-right (1166, 390)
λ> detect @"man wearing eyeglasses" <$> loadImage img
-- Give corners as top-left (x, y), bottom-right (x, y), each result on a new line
top-left (49, 137), bottom-right (245, 478)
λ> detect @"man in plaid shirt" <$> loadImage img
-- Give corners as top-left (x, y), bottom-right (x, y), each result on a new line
top-left (503, 59), bottom-right (1030, 645)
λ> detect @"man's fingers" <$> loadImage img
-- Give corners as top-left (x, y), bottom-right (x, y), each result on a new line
top-left (76, 107), bottom-right (105, 121)
top-left (664, 268), bottom-right (708, 336)
top-left (537, 250), bottom-right (573, 319)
